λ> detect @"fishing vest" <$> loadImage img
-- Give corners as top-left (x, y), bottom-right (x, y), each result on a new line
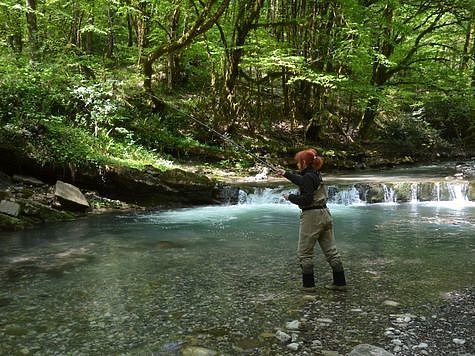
top-left (302, 171), bottom-right (328, 208)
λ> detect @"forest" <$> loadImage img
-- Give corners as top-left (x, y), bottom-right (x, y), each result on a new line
top-left (0, 2), bottom-right (474, 354)
top-left (1, 0), bottom-right (475, 173)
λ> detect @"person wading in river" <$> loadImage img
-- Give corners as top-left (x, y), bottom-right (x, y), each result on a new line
top-left (276, 148), bottom-right (347, 293)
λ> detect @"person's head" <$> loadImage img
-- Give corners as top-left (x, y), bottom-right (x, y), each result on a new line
top-left (294, 148), bottom-right (324, 171)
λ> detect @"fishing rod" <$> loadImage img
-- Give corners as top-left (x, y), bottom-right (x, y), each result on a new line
top-left (162, 99), bottom-right (280, 172)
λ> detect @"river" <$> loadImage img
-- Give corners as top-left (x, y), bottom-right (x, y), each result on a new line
top-left (0, 164), bottom-right (474, 355)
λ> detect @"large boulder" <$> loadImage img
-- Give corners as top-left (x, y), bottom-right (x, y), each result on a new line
top-left (54, 181), bottom-right (90, 211)
top-left (96, 165), bottom-right (218, 206)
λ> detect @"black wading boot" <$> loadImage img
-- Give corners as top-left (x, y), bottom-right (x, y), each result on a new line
top-left (325, 270), bottom-right (347, 291)
top-left (302, 273), bottom-right (316, 293)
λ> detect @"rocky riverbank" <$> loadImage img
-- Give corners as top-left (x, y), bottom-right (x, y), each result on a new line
top-left (0, 164), bottom-right (221, 231)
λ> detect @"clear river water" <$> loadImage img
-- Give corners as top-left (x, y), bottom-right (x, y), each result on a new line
top-left (0, 164), bottom-right (474, 355)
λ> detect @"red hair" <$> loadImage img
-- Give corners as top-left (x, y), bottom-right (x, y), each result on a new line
top-left (294, 148), bottom-right (324, 171)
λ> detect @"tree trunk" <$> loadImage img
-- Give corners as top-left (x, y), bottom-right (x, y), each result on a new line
top-left (461, 21), bottom-right (472, 70)
top-left (81, 11), bottom-right (94, 54)
top-left (136, 2), bottom-right (149, 65)
top-left (106, 7), bottom-right (115, 58)
top-left (167, 8), bottom-right (181, 92)
top-left (25, 0), bottom-right (38, 62)
top-left (358, 4), bottom-right (394, 140)
top-left (220, 0), bottom-right (264, 131)
top-left (359, 97), bottom-right (379, 141)
top-left (127, 14), bottom-right (134, 47)
top-left (471, 27), bottom-right (475, 90)
top-left (141, 0), bottom-right (229, 108)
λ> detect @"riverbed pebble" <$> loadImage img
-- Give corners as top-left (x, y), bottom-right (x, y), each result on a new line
top-left (285, 320), bottom-right (300, 330)
top-left (286, 342), bottom-right (300, 351)
top-left (383, 300), bottom-right (400, 307)
top-left (275, 330), bottom-right (291, 343)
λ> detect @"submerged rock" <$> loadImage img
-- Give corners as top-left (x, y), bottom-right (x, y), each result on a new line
top-left (285, 320), bottom-right (300, 330)
top-left (348, 344), bottom-right (394, 356)
top-left (275, 330), bottom-right (291, 343)
top-left (158, 240), bottom-right (184, 249)
top-left (383, 300), bottom-right (400, 307)
top-left (287, 342), bottom-right (300, 351)
top-left (180, 346), bottom-right (217, 356)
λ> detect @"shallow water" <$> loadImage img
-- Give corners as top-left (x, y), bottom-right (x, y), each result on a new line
top-left (0, 196), bottom-right (474, 354)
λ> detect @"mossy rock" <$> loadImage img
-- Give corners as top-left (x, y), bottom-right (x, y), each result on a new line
top-left (0, 190), bottom-right (11, 201)
top-left (101, 165), bottom-right (217, 206)
top-left (17, 199), bottom-right (76, 222)
top-left (418, 182), bottom-right (437, 201)
top-left (0, 213), bottom-right (27, 231)
top-left (469, 182), bottom-right (475, 201)
top-left (393, 183), bottom-right (413, 202)
top-left (365, 184), bottom-right (385, 203)
top-left (160, 168), bottom-right (214, 188)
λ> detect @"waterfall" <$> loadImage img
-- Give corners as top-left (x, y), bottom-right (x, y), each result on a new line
top-left (235, 181), bottom-right (472, 206)
top-left (329, 186), bottom-right (362, 205)
top-left (434, 182), bottom-right (441, 202)
top-left (410, 183), bottom-right (418, 203)
top-left (382, 184), bottom-right (396, 203)
top-left (238, 187), bottom-right (289, 205)
top-left (446, 182), bottom-right (469, 203)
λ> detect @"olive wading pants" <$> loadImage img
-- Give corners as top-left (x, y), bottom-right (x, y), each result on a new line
top-left (298, 208), bottom-right (344, 275)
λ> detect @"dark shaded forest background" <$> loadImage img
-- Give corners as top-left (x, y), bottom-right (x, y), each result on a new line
top-left (1, 0), bottom-right (475, 173)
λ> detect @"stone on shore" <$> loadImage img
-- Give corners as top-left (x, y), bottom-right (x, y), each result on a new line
top-left (0, 213), bottom-right (26, 230)
top-left (0, 200), bottom-right (21, 217)
top-left (12, 175), bottom-right (45, 186)
top-left (54, 181), bottom-right (90, 211)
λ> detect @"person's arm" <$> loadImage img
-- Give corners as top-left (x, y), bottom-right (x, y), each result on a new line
top-left (283, 171), bottom-right (304, 186)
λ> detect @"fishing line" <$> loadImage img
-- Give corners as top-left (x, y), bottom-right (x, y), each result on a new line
top-left (161, 99), bottom-right (280, 172)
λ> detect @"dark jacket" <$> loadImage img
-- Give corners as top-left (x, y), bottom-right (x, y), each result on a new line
top-left (283, 167), bottom-right (323, 209)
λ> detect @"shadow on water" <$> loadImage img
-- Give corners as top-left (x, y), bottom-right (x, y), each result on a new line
top-left (0, 194), bottom-right (474, 353)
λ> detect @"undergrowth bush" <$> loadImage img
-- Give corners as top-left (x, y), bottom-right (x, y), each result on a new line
top-left (377, 113), bottom-right (451, 156)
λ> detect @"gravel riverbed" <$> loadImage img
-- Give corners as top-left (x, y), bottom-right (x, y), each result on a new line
top-left (268, 287), bottom-right (474, 355)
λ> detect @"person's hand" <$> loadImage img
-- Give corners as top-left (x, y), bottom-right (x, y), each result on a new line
top-left (275, 168), bottom-right (285, 177)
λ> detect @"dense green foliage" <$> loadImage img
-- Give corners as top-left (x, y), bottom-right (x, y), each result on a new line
top-left (1, 0), bottom-right (474, 171)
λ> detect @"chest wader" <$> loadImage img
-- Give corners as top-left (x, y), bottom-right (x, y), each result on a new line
top-left (298, 183), bottom-right (347, 292)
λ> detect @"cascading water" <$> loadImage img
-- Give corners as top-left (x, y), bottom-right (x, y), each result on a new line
top-left (382, 184), bottom-right (397, 203)
top-left (434, 182), bottom-right (441, 202)
top-left (446, 182), bottom-right (469, 202)
top-left (237, 181), bottom-right (472, 206)
top-left (411, 183), bottom-right (418, 203)
top-left (329, 186), bottom-right (362, 205)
